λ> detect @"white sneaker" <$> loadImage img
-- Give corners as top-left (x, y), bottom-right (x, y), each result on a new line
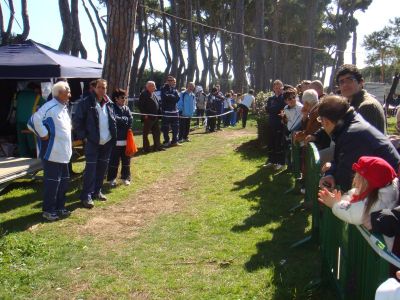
top-left (274, 164), bottom-right (283, 170)
top-left (263, 162), bottom-right (273, 168)
top-left (124, 180), bottom-right (131, 186)
top-left (109, 179), bottom-right (117, 187)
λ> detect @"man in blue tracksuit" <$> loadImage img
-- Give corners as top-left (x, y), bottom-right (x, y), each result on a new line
top-left (161, 75), bottom-right (180, 146)
top-left (73, 79), bottom-right (117, 208)
top-left (28, 81), bottom-right (73, 221)
top-left (178, 82), bottom-right (196, 142)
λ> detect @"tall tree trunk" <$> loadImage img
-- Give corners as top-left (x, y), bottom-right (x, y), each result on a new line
top-left (169, 0), bottom-right (179, 77)
top-left (102, 0), bottom-right (138, 94)
top-left (185, 0), bottom-right (196, 82)
top-left (147, 31), bottom-right (154, 77)
top-left (129, 0), bottom-right (145, 96)
top-left (352, 28), bottom-right (357, 65)
top-left (71, 0), bottom-right (87, 58)
top-left (254, 0), bottom-right (265, 92)
top-left (160, 0), bottom-right (172, 77)
top-left (135, 31), bottom-right (148, 95)
top-left (303, 0), bottom-right (318, 80)
top-left (195, 0), bottom-right (208, 89)
top-left (58, 0), bottom-right (73, 53)
top-left (88, 0), bottom-right (106, 41)
top-left (271, 0), bottom-right (280, 80)
top-left (217, 32), bottom-right (229, 91)
top-left (232, 0), bottom-right (246, 93)
top-left (208, 34), bottom-right (216, 87)
top-left (14, 0), bottom-right (29, 43)
top-left (82, 0), bottom-right (102, 62)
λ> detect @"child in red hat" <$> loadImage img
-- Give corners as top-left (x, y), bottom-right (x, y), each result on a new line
top-left (318, 156), bottom-right (399, 249)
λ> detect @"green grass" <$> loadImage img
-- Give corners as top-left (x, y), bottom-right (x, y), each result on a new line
top-left (0, 116), bottom-right (333, 299)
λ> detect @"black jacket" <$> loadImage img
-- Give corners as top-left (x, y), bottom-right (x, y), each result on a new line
top-left (266, 94), bottom-right (285, 128)
top-left (325, 109), bottom-right (400, 192)
top-left (137, 90), bottom-right (160, 119)
top-left (160, 84), bottom-right (180, 112)
top-left (114, 104), bottom-right (133, 141)
top-left (73, 93), bottom-right (117, 144)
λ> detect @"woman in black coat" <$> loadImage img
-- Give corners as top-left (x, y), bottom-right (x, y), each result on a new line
top-left (107, 89), bottom-right (133, 186)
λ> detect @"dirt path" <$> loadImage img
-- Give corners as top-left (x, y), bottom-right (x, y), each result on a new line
top-left (72, 129), bottom-right (256, 245)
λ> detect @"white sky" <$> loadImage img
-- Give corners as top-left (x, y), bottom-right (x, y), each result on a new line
top-left (2, 0), bottom-right (399, 84)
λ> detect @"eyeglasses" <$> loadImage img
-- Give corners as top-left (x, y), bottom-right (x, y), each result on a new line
top-left (338, 76), bottom-right (357, 86)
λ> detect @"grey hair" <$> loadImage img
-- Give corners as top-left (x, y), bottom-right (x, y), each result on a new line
top-left (302, 89), bottom-right (319, 106)
top-left (52, 81), bottom-right (70, 97)
top-left (310, 80), bottom-right (324, 94)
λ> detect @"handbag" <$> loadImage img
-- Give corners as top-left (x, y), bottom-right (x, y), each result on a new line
top-left (125, 129), bottom-right (138, 157)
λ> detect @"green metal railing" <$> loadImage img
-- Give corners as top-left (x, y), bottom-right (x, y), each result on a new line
top-left (302, 142), bottom-right (391, 300)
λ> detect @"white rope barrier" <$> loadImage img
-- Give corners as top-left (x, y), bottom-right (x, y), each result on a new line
top-left (131, 110), bottom-right (234, 119)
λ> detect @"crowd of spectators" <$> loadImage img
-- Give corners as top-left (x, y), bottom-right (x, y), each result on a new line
top-left (27, 75), bottom-right (255, 221)
top-left (23, 63), bottom-right (400, 296)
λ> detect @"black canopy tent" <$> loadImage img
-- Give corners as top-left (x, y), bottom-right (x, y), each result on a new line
top-left (0, 39), bottom-right (102, 79)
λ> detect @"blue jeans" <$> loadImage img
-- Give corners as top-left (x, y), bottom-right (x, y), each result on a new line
top-left (43, 160), bottom-right (69, 213)
top-left (80, 140), bottom-right (113, 201)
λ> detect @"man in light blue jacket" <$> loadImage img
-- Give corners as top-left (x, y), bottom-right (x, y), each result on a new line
top-left (178, 82), bottom-right (196, 142)
top-left (28, 81), bottom-right (72, 221)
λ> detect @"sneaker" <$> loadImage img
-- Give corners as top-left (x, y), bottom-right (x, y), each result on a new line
top-left (93, 192), bottom-right (107, 201)
top-left (263, 162), bottom-right (274, 168)
top-left (56, 208), bottom-right (71, 218)
top-left (82, 199), bottom-right (94, 209)
top-left (109, 179), bottom-right (117, 187)
top-left (124, 180), bottom-right (131, 186)
top-left (162, 141), bottom-right (171, 147)
top-left (42, 211), bottom-right (60, 221)
top-left (178, 139), bottom-right (185, 143)
top-left (274, 164), bottom-right (283, 170)
top-left (170, 142), bottom-right (182, 147)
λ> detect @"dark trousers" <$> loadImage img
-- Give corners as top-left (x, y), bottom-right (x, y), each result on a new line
top-left (217, 116), bottom-right (222, 129)
top-left (143, 117), bottom-right (161, 151)
top-left (43, 159), bottom-right (69, 213)
top-left (179, 117), bottom-right (191, 140)
top-left (223, 109), bottom-right (231, 126)
top-left (80, 140), bottom-right (113, 201)
top-left (206, 111), bottom-right (216, 132)
top-left (196, 109), bottom-right (205, 125)
top-left (267, 126), bottom-right (285, 165)
top-left (161, 112), bottom-right (179, 144)
top-left (238, 104), bottom-right (249, 128)
top-left (107, 145), bottom-right (131, 181)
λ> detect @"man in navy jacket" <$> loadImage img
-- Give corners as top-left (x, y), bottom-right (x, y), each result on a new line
top-left (73, 79), bottom-right (117, 208)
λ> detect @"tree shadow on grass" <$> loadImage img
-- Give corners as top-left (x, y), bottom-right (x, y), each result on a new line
top-left (234, 138), bottom-right (267, 161)
top-left (230, 159), bottom-right (331, 298)
top-left (0, 175), bottom-right (85, 234)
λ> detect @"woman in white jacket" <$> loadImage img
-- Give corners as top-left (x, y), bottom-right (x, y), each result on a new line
top-left (318, 156), bottom-right (399, 250)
